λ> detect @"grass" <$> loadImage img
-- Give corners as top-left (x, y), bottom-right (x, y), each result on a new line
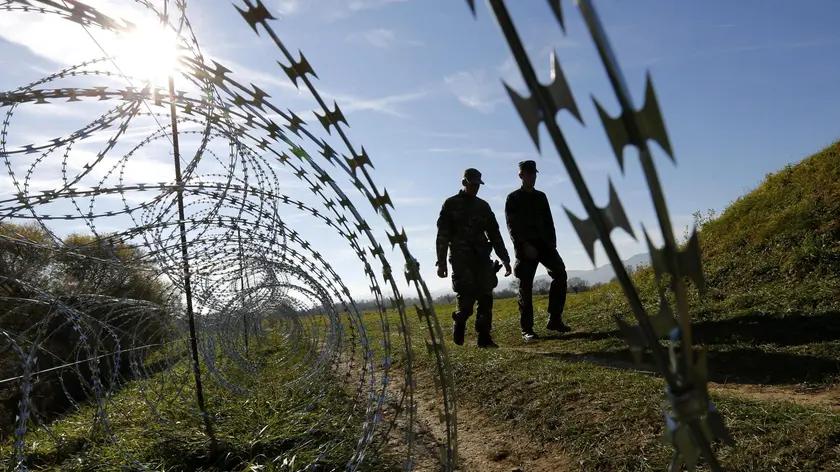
top-left (388, 295), bottom-right (840, 471)
top-left (358, 140), bottom-right (840, 471)
top-left (6, 141), bottom-right (839, 471)
top-left (0, 329), bottom-right (401, 472)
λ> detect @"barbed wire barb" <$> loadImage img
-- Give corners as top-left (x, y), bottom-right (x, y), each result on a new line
top-left (471, 0), bottom-right (737, 470)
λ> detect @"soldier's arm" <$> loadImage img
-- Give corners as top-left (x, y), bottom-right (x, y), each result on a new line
top-left (435, 199), bottom-right (452, 267)
top-left (504, 193), bottom-right (526, 252)
top-left (542, 191), bottom-right (557, 248)
top-left (485, 203), bottom-right (511, 264)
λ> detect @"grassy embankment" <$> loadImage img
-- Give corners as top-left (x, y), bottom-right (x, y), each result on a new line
top-left (365, 140), bottom-right (840, 471)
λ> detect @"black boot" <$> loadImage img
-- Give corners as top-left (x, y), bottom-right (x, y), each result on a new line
top-left (477, 331), bottom-right (499, 348)
top-left (546, 317), bottom-right (572, 333)
top-left (452, 313), bottom-right (466, 346)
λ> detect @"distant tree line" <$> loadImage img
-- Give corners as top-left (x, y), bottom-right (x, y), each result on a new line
top-left (303, 276), bottom-right (603, 314)
top-left (304, 261), bottom-right (656, 315)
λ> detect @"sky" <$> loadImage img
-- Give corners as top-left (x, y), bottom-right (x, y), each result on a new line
top-left (1, 0), bottom-right (839, 305)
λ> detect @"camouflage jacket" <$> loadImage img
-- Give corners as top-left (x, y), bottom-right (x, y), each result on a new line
top-left (435, 190), bottom-right (510, 267)
top-left (504, 187), bottom-right (557, 257)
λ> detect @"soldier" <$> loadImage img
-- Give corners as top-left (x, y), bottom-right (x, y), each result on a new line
top-left (435, 168), bottom-right (512, 348)
top-left (505, 160), bottom-right (572, 342)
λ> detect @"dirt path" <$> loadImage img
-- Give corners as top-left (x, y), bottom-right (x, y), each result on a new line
top-left (708, 382), bottom-right (840, 409)
top-left (391, 369), bottom-right (573, 472)
top-left (342, 355), bottom-right (572, 472)
top-left (341, 340), bottom-right (837, 471)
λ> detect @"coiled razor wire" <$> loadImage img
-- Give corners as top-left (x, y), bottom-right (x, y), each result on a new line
top-left (0, 0), bottom-right (456, 470)
top-left (0, 0), bottom-right (737, 471)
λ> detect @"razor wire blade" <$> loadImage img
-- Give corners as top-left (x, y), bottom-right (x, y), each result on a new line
top-left (1, 0), bottom-right (457, 470)
top-left (467, 0), bottom-right (736, 470)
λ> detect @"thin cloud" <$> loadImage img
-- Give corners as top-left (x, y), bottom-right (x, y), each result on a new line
top-left (443, 70), bottom-right (506, 114)
top-left (348, 0), bottom-right (409, 11)
top-left (422, 147), bottom-right (529, 161)
top-left (629, 36), bottom-right (840, 68)
top-left (190, 56), bottom-right (429, 118)
top-left (347, 28), bottom-right (397, 48)
top-left (0, 0), bottom-right (151, 67)
top-left (402, 223), bottom-right (434, 234)
top-left (277, 0), bottom-right (302, 15)
top-left (273, 0), bottom-right (408, 19)
top-left (300, 89), bottom-right (429, 118)
top-left (482, 179), bottom-right (521, 191)
top-left (418, 130), bottom-right (475, 139)
top-left (0, 2), bottom-right (427, 121)
top-left (346, 28), bottom-right (423, 48)
top-left (416, 128), bottom-right (512, 140)
top-left (391, 196), bottom-right (435, 206)
top-left (444, 41), bottom-right (579, 114)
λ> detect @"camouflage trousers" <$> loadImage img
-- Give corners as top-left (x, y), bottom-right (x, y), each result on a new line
top-left (450, 257), bottom-right (498, 335)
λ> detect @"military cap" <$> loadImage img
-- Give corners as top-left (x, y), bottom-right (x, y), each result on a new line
top-left (463, 168), bottom-right (485, 185)
top-left (519, 160), bottom-right (539, 173)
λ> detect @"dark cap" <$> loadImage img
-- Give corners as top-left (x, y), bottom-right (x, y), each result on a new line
top-left (519, 160), bottom-right (539, 173)
top-left (463, 168), bottom-right (485, 185)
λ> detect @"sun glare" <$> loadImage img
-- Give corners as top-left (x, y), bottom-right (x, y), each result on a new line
top-left (112, 24), bottom-right (181, 88)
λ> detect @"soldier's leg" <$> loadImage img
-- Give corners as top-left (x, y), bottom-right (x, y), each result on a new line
top-left (452, 291), bottom-right (476, 344)
top-left (474, 291), bottom-right (498, 348)
top-left (514, 257), bottom-right (539, 335)
top-left (473, 258), bottom-right (496, 334)
top-left (450, 263), bottom-right (477, 345)
top-left (541, 247), bottom-right (572, 332)
top-left (474, 291), bottom-right (494, 334)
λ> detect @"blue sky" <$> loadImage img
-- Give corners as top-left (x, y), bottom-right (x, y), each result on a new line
top-left (1, 0), bottom-right (839, 302)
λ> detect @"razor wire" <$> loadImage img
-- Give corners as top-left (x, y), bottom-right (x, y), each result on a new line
top-left (469, 0), bottom-right (736, 470)
top-left (0, 0), bottom-right (738, 471)
top-left (0, 0), bottom-right (457, 470)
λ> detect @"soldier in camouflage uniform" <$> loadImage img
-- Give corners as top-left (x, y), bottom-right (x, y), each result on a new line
top-left (436, 168), bottom-right (512, 348)
top-left (505, 160), bottom-right (572, 342)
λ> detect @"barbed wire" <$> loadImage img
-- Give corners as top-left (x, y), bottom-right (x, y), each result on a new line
top-left (470, 0), bottom-right (736, 470)
top-left (0, 0), bottom-right (457, 470)
top-left (0, 0), bottom-right (738, 470)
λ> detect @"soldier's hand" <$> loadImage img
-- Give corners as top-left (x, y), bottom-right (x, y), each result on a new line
top-left (523, 243), bottom-right (538, 260)
top-left (503, 261), bottom-right (512, 277)
top-left (437, 265), bottom-right (448, 278)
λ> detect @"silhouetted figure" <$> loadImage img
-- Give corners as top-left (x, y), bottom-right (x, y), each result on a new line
top-left (505, 160), bottom-right (572, 342)
top-left (436, 168), bottom-right (512, 348)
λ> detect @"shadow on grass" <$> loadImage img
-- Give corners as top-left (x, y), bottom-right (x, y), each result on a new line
top-left (563, 309), bottom-right (840, 346)
top-left (524, 310), bottom-right (840, 386)
top-left (691, 310), bottom-right (840, 347)
top-left (535, 348), bottom-right (840, 386)
top-left (532, 331), bottom-right (619, 342)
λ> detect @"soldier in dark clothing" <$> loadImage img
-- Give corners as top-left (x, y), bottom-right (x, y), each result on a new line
top-left (436, 168), bottom-right (512, 348)
top-left (505, 160), bottom-right (572, 342)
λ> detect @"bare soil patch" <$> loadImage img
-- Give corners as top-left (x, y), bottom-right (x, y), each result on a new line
top-left (342, 356), bottom-right (572, 472)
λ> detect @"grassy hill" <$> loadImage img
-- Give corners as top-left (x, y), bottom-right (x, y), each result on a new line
top-left (7, 141), bottom-right (839, 470)
top-left (698, 140), bottom-right (840, 310)
top-left (376, 139), bottom-right (840, 471)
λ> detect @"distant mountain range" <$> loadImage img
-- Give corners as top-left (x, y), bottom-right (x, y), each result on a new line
top-left (536, 252), bottom-right (651, 286)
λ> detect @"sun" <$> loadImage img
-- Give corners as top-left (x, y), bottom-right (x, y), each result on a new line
top-left (111, 23), bottom-right (182, 89)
